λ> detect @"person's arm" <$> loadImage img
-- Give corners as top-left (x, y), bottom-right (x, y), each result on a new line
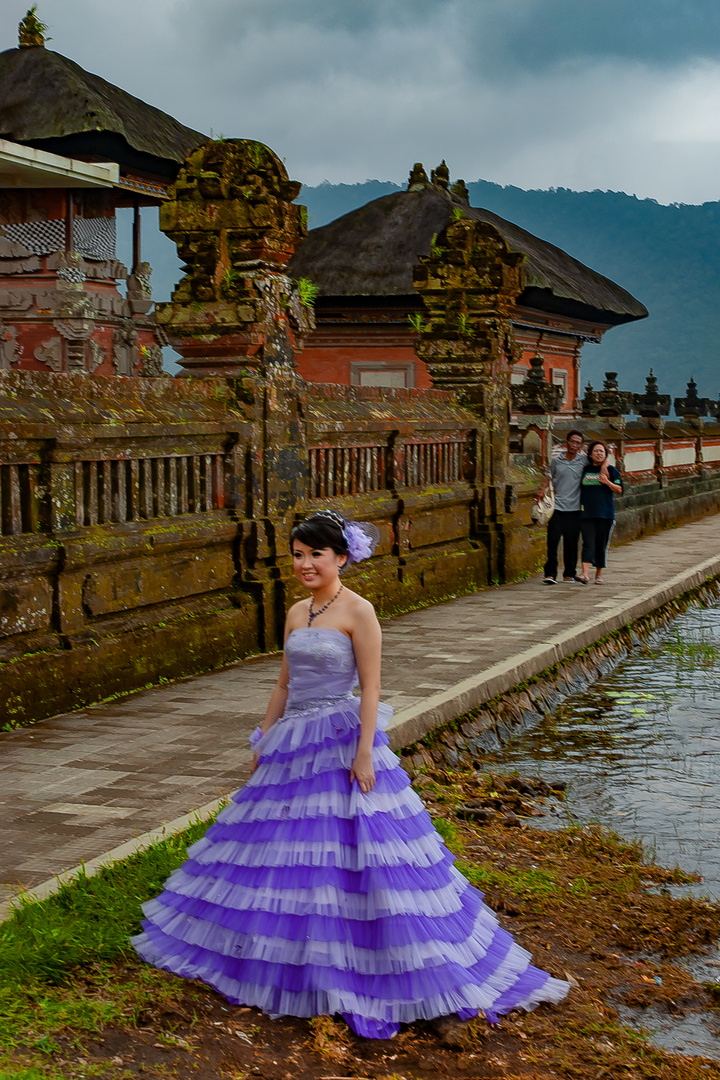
top-left (251, 607), bottom-right (303, 770)
top-left (349, 600), bottom-right (383, 794)
top-left (250, 654), bottom-right (290, 774)
top-left (600, 465), bottom-right (622, 494)
top-left (261, 653), bottom-right (290, 735)
top-left (538, 459), bottom-right (556, 499)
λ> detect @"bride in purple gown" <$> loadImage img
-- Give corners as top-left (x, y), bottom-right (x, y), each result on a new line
top-left (132, 510), bottom-right (569, 1039)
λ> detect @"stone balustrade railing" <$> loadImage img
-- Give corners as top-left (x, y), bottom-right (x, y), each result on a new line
top-left (0, 371), bottom-right (499, 725)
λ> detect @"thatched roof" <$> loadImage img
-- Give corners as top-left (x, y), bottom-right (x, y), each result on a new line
top-left (289, 184), bottom-right (647, 326)
top-left (0, 46), bottom-right (205, 177)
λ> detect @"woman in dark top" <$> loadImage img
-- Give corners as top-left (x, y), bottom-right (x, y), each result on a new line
top-left (578, 440), bottom-right (623, 584)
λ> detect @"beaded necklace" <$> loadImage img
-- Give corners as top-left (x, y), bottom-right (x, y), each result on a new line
top-left (307, 584), bottom-right (343, 627)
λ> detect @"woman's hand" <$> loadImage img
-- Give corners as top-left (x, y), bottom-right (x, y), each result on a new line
top-left (350, 750), bottom-right (375, 793)
top-left (599, 466), bottom-right (622, 493)
top-left (251, 752), bottom-right (259, 773)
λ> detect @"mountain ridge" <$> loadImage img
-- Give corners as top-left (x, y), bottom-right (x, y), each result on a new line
top-left (299, 179), bottom-right (720, 401)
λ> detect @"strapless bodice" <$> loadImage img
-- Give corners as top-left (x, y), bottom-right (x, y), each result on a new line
top-left (284, 627), bottom-right (358, 710)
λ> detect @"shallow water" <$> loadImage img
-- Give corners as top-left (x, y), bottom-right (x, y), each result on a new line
top-left (490, 600), bottom-right (720, 899)
top-left (487, 599), bottom-right (720, 1057)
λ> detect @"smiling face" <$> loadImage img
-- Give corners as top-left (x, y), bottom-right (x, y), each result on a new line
top-left (590, 442), bottom-right (608, 465)
top-left (292, 540), bottom-right (346, 593)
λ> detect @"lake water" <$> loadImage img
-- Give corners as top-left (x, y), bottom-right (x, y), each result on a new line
top-left (490, 599), bottom-right (720, 898)
top-left (487, 598), bottom-right (720, 1057)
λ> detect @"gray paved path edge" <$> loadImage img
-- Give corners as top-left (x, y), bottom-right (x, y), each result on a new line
top-left (3, 516), bottom-right (720, 922)
top-left (387, 551), bottom-right (720, 748)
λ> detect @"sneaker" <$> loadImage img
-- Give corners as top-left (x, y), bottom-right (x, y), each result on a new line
top-left (543, 577), bottom-right (556, 585)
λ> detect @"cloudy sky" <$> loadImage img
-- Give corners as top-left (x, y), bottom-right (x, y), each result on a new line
top-left (3, 0), bottom-right (720, 204)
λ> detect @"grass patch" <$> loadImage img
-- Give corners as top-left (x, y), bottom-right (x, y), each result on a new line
top-left (0, 816), bottom-right (211, 1051)
top-left (1, 818), bottom-right (208, 984)
top-left (458, 860), bottom-right (560, 900)
top-left (430, 816), bottom-right (463, 850)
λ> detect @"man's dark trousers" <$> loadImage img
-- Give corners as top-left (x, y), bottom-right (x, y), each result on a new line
top-left (544, 510), bottom-right (581, 580)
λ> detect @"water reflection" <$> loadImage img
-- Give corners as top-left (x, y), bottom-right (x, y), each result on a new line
top-left (489, 601), bottom-right (720, 899)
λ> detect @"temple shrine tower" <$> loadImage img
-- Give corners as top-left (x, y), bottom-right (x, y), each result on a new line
top-left (0, 9), bottom-right (205, 375)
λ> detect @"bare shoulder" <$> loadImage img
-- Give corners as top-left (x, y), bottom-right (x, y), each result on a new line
top-left (285, 598), bottom-right (310, 633)
top-left (342, 588), bottom-right (380, 627)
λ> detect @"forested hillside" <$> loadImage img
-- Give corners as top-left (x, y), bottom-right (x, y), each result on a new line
top-left (300, 181), bottom-right (720, 401)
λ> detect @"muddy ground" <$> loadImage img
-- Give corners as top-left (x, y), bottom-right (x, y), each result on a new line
top-left (7, 767), bottom-right (720, 1080)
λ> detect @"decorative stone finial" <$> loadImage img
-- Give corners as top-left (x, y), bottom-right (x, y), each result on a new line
top-left (675, 376), bottom-right (708, 419)
top-left (19, 6), bottom-right (48, 48)
top-left (593, 371), bottom-right (633, 416)
top-left (632, 368), bottom-right (670, 418)
top-left (451, 179), bottom-right (470, 203)
top-left (581, 381), bottom-right (599, 417)
top-left (407, 163), bottom-right (429, 191)
top-left (430, 160), bottom-right (450, 190)
top-left (511, 351), bottom-right (563, 414)
top-left (527, 351), bottom-right (546, 385)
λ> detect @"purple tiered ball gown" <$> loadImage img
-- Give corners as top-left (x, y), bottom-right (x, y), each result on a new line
top-left (132, 627), bottom-right (569, 1039)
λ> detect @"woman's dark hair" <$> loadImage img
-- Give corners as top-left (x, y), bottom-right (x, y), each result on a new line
top-left (585, 440), bottom-right (609, 466)
top-left (290, 512), bottom-right (349, 556)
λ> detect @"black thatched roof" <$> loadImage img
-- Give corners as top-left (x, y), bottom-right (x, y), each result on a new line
top-left (0, 46), bottom-right (205, 178)
top-left (289, 185), bottom-right (647, 327)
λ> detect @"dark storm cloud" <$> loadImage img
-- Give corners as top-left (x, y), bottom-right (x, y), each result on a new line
top-left (2, 0), bottom-right (720, 202)
top-left (174, 0), bottom-right (720, 76)
top-left (462, 0), bottom-right (720, 73)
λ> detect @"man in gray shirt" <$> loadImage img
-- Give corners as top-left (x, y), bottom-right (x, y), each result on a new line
top-left (538, 430), bottom-right (587, 583)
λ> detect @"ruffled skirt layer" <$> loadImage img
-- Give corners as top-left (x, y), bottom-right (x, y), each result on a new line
top-left (132, 700), bottom-right (569, 1039)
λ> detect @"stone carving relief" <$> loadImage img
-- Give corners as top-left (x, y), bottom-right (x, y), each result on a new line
top-left (0, 288), bottom-right (33, 311)
top-left (87, 339), bottom-right (105, 373)
top-left (34, 336), bottom-right (64, 371)
top-left (139, 344), bottom-right (164, 377)
top-left (54, 279), bottom-right (96, 322)
top-left (0, 319), bottom-right (21, 369)
top-left (127, 262), bottom-right (153, 315)
top-left (264, 324), bottom-right (295, 370)
top-left (54, 318), bottom-right (95, 341)
top-left (113, 319), bottom-right (138, 375)
top-left (0, 255), bottom-right (43, 273)
top-left (53, 319), bottom-right (94, 374)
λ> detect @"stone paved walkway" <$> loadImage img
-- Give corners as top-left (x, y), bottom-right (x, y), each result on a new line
top-left (3, 514), bottom-right (720, 918)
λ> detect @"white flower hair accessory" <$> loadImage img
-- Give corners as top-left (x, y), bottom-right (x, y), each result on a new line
top-left (312, 510), bottom-right (380, 565)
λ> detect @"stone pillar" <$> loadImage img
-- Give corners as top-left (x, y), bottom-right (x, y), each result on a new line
top-left (156, 138), bottom-right (316, 647)
top-left (510, 353), bottom-right (563, 467)
top-left (412, 215), bottom-right (524, 499)
top-left (156, 138), bottom-right (313, 377)
top-left (412, 214), bottom-right (525, 580)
